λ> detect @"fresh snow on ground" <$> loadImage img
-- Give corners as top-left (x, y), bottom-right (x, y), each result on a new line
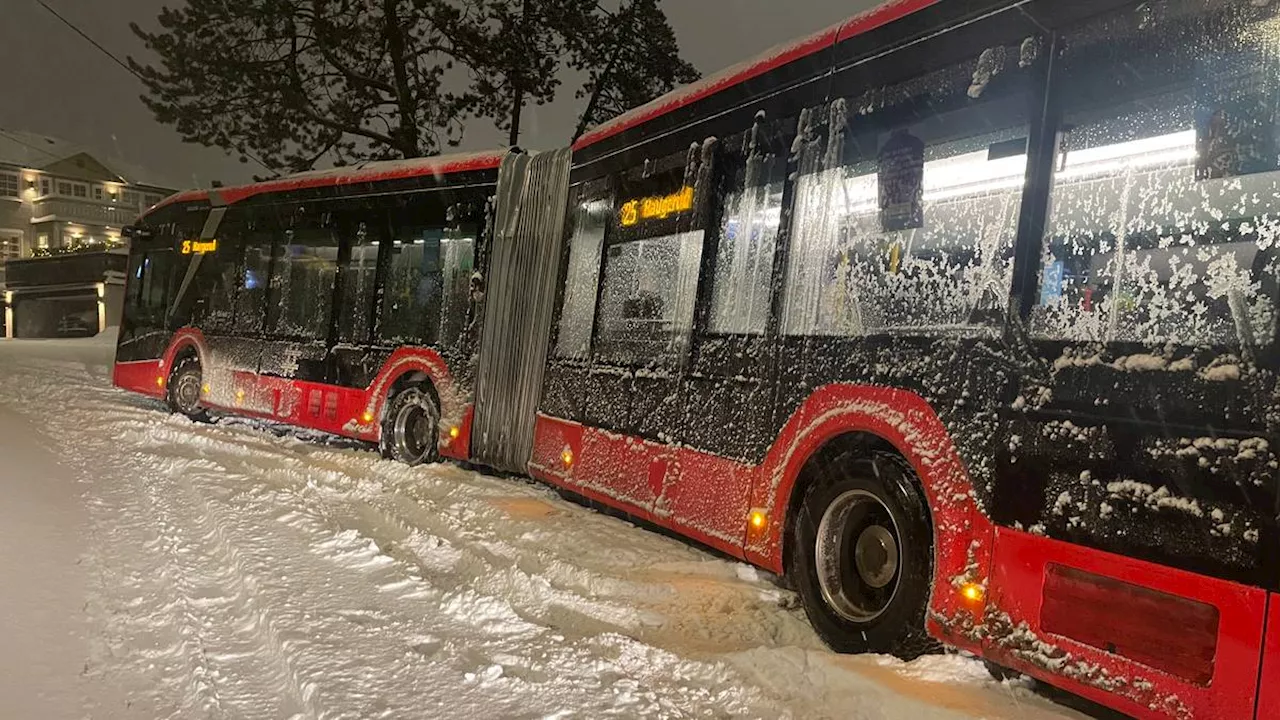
top-left (0, 335), bottom-right (1088, 719)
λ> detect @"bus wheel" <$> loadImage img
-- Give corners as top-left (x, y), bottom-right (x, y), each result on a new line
top-left (790, 451), bottom-right (935, 659)
top-left (166, 355), bottom-right (209, 422)
top-left (380, 385), bottom-right (439, 467)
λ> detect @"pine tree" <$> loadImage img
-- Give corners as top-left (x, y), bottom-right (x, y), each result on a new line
top-left (128, 0), bottom-right (699, 174)
top-left (572, 0), bottom-right (699, 142)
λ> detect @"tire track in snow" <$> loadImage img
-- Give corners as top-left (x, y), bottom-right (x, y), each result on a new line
top-left (127, 419), bottom-right (786, 718)
top-left (0, 363), bottom-right (320, 720)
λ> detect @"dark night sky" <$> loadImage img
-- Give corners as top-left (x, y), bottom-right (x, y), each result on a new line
top-left (1, 0), bottom-right (879, 191)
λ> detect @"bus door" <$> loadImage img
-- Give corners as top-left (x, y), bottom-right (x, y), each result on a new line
top-left (471, 149), bottom-right (572, 473)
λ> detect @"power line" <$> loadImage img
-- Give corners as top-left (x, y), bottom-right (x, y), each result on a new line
top-left (30, 0), bottom-right (276, 176)
top-left (32, 0), bottom-right (146, 83)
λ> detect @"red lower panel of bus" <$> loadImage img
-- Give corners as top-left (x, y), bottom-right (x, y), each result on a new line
top-left (114, 359), bottom-right (167, 399)
top-left (1254, 595), bottom-right (1280, 720)
top-left (529, 415), bottom-right (751, 560)
top-left (114, 335), bottom-right (472, 457)
top-left (983, 528), bottom-right (1265, 720)
top-left (529, 388), bottom-right (994, 657)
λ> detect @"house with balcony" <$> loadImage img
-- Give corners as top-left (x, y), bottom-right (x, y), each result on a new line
top-left (0, 128), bottom-right (178, 337)
top-left (0, 128), bottom-right (177, 260)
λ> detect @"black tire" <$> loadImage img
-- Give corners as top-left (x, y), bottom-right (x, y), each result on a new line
top-left (789, 449), bottom-right (936, 659)
top-left (166, 355), bottom-right (209, 422)
top-left (379, 385), bottom-right (440, 466)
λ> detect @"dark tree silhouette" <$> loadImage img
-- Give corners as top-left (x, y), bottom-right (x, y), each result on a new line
top-left (128, 0), bottom-right (699, 174)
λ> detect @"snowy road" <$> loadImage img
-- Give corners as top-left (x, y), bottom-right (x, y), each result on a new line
top-left (0, 335), bottom-right (1091, 719)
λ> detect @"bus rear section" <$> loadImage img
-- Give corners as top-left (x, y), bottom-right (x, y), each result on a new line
top-left (529, 0), bottom-right (1280, 717)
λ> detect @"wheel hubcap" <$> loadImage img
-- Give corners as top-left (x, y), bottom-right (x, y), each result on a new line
top-left (392, 394), bottom-right (435, 463)
top-left (175, 373), bottom-right (201, 413)
top-left (815, 489), bottom-right (903, 623)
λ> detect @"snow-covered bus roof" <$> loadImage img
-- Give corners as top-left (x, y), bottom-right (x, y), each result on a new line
top-left (573, 0), bottom-right (938, 152)
top-left (147, 148), bottom-right (508, 217)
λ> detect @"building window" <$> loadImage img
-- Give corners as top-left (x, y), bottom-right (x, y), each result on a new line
top-left (121, 190), bottom-right (140, 207)
top-left (56, 181), bottom-right (72, 196)
top-left (39, 177), bottom-right (50, 197)
top-left (72, 183), bottom-right (87, 198)
top-left (0, 173), bottom-right (18, 198)
top-left (0, 233), bottom-right (20, 260)
top-left (93, 186), bottom-right (104, 201)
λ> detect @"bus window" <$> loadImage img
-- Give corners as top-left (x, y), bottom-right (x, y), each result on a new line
top-left (140, 250), bottom-right (174, 322)
top-left (594, 149), bottom-right (709, 366)
top-left (187, 219), bottom-right (240, 334)
top-left (1031, 0), bottom-right (1280, 349)
top-left (555, 183), bottom-right (610, 359)
top-left (382, 204), bottom-right (446, 346)
top-left (437, 213), bottom-right (478, 349)
top-left (338, 219), bottom-right (380, 344)
top-left (781, 45), bottom-right (1032, 337)
top-left (708, 115), bottom-right (789, 336)
top-left (596, 233), bottom-right (703, 365)
top-left (125, 252), bottom-right (145, 309)
top-left (268, 210), bottom-right (339, 340)
top-left (235, 238), bottom-right (271, 335)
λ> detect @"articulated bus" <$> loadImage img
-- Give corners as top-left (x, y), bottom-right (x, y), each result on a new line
top-left (115, 0), bottom-right (1280, 716)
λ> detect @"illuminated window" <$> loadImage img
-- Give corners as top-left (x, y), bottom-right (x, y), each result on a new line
top-left (0, 232), bottom-right (20, 260)
top-left (782, 47), bottom-right (1031, 337)
top-left (1031, 1), bottom-right (1280, 348)
top-left (556, 183), bottom-right (610, 359)
top-left (709, 117), bottom-right (791, 335)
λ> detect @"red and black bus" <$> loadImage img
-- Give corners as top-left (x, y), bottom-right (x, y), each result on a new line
top-left (114, 0), bottom-right (1280, 716)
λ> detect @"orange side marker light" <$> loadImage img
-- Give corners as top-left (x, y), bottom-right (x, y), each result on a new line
top-left (961, 583), bottom-right (986, 604)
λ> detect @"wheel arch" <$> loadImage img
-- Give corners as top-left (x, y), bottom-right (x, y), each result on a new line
top-left (748, 384), bottom-right (996, 651)
top-left (780, 431), bottom-right (933, 576)
top-left (384, 369), bottom-right (441, 416)
top-left (361, 348), bottom-right (458, 429)
top-left (161, 328), bottom-right (210, 378)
